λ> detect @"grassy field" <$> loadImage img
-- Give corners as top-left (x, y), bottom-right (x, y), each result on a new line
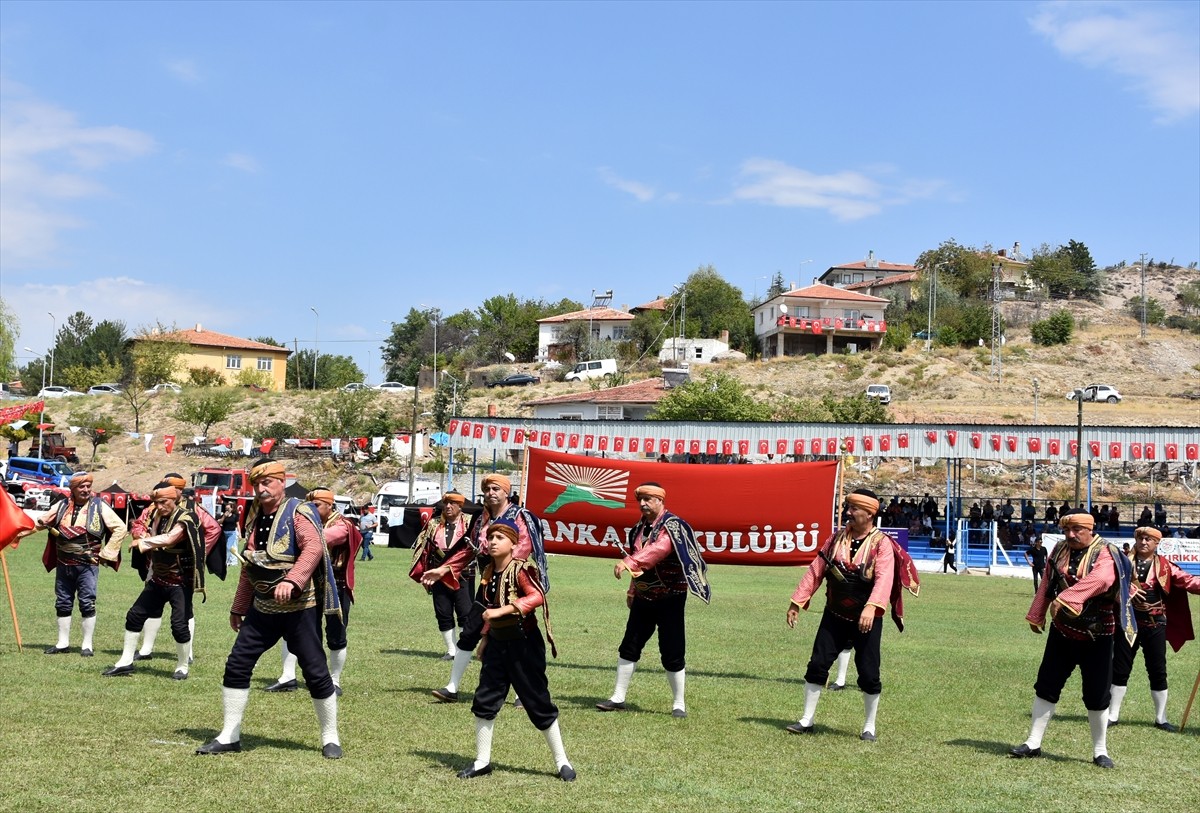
top-left (0, 537), bottom-right (1197, 813)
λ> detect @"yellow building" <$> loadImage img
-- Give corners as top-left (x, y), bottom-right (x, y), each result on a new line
top-left (135, 324), bottom-right (291, 391)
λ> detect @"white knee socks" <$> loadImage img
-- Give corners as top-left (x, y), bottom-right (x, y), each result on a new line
top-left (217, 687), bottom-right (250, 744)
top-left (1087, 709), bottom-right (1109, 758)
top-left (863, 692), bottom-right (880, 735)
top-left (187, 617), bottom-right (195, 662)
top-left (1151, 689), bottom-right (1169, 724)
top-left (611, 658), bottom-right (636, 703)
top-left (834, 649), bottom-right (852, 686)
top-left (1025, 697), bottom-right (1056, 749)
top-left (442, 629), bottom-right (457, 657)
top-left (799, 682), bottom-right (823, 726)
top-left (175, 641), bottom-right (191, 675)
top-left (446, 648), bottom-right (474, 693)
top-left (55, 616), bottom-right (71, 649)
top-left (80, 616), bottom-right (96, 652)
top-left (1107, 684), bottom-right (1127, 723)
top-left (666, 669), bottom-right (686, 713)
top-left (542, 719), bottom-right (571, 771)
top-left (279, 641), bottom-right (298, 683)
top-left (139, 616), bottom-right (161, 655)
top-left (312, 693), bottom-right (340, 747)
top-left (329, 646), bottom-right (347, 687)
top-left (472, 716), bottom-right (494, 770)
top-left (114, 630), bottom-right (140, 668)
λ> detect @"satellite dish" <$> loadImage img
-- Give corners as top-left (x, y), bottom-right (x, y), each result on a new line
top-left (503, 352), bottom-right (515, 362)
top-left (779, 304), bottom-right (789, 314)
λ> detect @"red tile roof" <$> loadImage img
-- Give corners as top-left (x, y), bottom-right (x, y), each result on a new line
top-left (631, 297), bottom-right (667, 312)
top-left (827, 260), bottom-right (916, 272)
top-left (538, 307), bottom-right (635, 324)
top-left (845, 272), bottom-right (918, 290)
top-left (526, 377), bottom-right (668, 406)
top-left (780, 283), bottom-right (889, 303)
top-left (138, 327), bottom-right (292, 354)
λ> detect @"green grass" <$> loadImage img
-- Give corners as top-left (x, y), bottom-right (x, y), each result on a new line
top-left (0, 537), bottom-right (1197, 812)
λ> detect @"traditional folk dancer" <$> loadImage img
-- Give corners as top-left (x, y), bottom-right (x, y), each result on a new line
top-left (195, 459), bottom-right (343, 759)
top-left (104, 483), bottom-right (205, 679)
top-left (1010, 511), bottom-right (1134, 768)
top-left (596, 482), bottom-right (710, 718)
top-left (1107, 526), bottom-right (1200, 731)
top-left (409, 491), bottom-right (472, 661)
top-left (456, 520), bottom-right (575, 782)
top-left (786, 488), bottom-right (919, 741)
top-left (422, 473), bottom-right (547, 703)
top-left (265, 487), bottom-right (362, 695)
top-left (132, 473), bottom-right (223, 663)
top-left (36, 471), bottom-right (127, 656)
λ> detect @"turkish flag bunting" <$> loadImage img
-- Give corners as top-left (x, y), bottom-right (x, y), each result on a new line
top-left (970, 433), bottom-right (981, 449)
top-left (448, 420), bottom-right (459, 434)
top-left (945, 431), bottom-right (956, 447)
top-left (1108, 442), bottom-right (1122, 459)
top-left (554, 433), bottom-right (565, 448)
top-left (776, 438), bottom-right (788, 455)
top-left (568, 433), bottom-right (579, 448)
top-left (487, 425), bottom-right (497, 440)
top-left (758, 440), bottom-right (769, 455)
top-left (825, 438), bottom-right (838, 455)
top-left (1165, 443), bottom-right (1178, 460)
top-left (1130, 443), bottom-right (1142, 459)
top-left (1006, 436), bottom-right (1017, 452)
top-left (722, 439), bottom-right (733, 455)
top-left (690, 440), bottom-right (701, 455)
top-left (879, 435), bottom-right (891, 451)
top-left (1048, 438), bottom-right (1060, 455)
top-left (673, 439), bottom-right (684, 454)
top-left (897, 433), bottom-right (908, 449)
top-left (1144, 443), bottom-right (1155, 460)
top-left (737, 440), bottom-right (749, 455)
top-left (707, 439), bottom-right (718, 455)
top-left (925, 431), bottom-right (937, 444)
top-left (843, 437), bottom-right (855, 454)
top-left (164, 435), bottom-right (176, 454)
top-left (810, 438), bottom-right (822, 456)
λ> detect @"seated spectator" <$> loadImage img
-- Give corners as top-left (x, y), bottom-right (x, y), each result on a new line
top-left (1044, 503), bottom-right (1058, 524)
top-left (1137, 506), bottom-right (1153, 527)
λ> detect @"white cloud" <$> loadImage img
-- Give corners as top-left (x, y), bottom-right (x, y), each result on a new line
top-left (223, 152), bottom-right (261, 173)
top-left (730, 159), bottom-right (944, 221)
top-left (0, 80), bottom-right (155, 267)
top-left (1031, 1), bottom-right (1200, 123)
top-left (597, 167), bottom-right (657, 202)
top-left (7, 276), bottom-right (227, 353)
top-left (165, 58), bottom-right (201, 84)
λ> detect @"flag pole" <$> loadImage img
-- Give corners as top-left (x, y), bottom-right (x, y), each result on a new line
top-left (1181, 659), bottom-right (1200, 732)
top-left (1, 550), bottom-right (22, 652)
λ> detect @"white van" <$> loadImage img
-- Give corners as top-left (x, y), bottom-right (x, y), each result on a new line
top-left (565, 358), bottom-right (618, 382)
top-left (373, 479), bottom-right (443, 535)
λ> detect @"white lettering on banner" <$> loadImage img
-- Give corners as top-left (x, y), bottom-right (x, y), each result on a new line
top-left (541, 520), bottom-right (828, 556)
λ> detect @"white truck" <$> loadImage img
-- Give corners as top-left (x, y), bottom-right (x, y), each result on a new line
top-left (373, 480), bottom-right (443, 539)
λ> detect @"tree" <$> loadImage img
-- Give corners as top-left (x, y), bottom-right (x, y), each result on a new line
top-left (0, 298), bottom-right (18, 381)
top-left (1030, 310), bottom-right (1074, 346)
top-left (649, 370), bottom-right (771, 422)
top-left (287, 350), bottom-right (365, 390)
top-left (766, 271), bottom-right (787, 299)
top-left (626, 310), bottom-right (667, 359)
top-left (915, 239), bottom-right (993, 300)
top-left (311, 389), bottom-right (379, 437)
top-left (115, 375), bottom-right (156, 433)
top-left (1127, 296), bottom-right (1165, 326)
top-left (58, 352), bottom-right (126, 392)
top-left (131, 328), bottom-right (186, 386)
top-left (69, 413), bottom-right (125, 461)
top-left (669, 265), bottom-right (754, 353)
top-left (1176, 279), bottom-right (1200, 315)
top-left (175, 388), bottom-right (239, 436)
top-left (1028, 243), bottom-right (1083, 298)
top-left (774, 393), bottom-right (893, 423)
top-left (1063, 240), bottom-right (1101, 300)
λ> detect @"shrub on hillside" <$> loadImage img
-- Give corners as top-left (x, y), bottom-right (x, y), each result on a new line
top-left (881, 327), bottom-right (909, 352)
top-left (188, 367), bottom-right (225, 387)
top-left (1030, 310), bottom-right (1074, 346)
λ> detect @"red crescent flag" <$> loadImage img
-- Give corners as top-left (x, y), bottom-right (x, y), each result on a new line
top-left (1, 491), bottom-right (37, 551)
top-left (164, 435), bottom-right (176, 454)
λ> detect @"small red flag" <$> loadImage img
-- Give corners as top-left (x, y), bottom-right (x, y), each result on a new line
top-left (1, 491), bottom-right (37, 551)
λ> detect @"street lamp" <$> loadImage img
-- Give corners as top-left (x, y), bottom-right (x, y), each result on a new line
top-left (752, 274), bottom-right (769, 303)
top-left (47, 312), bottom-right (56, 386)
top-left (310, 307), bottom-right (319, 390)
top-left (420, 305), bottom-right (440, 386)
top-left (925, 262), bottom-right (948, 352)
top-left (796, 259), bottom-right (813, 289)
top-left (24, 347), bottom-right (47, 456)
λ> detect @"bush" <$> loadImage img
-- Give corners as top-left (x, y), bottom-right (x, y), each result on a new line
top-left (1030, 310), bottom-right (1074, 346)
top-left (1165, 315), bottom-right (1200, 335)
top-left (188, 367), bottom-right (225, 387)
top-left (881, 327), bottom-right (909, 352)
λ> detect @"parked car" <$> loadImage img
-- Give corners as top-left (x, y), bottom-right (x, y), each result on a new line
top-left (341, 382), bottom-right (372, 392)
top-left (144, 382), bottom-right (183, 394)
top-left (488, 373), bottom-right (539, 388)
top-left (1066, 384), bottom-right (1122, 404)
top-left (564, 358), bottom-right (618, 382)
top-left (865, 384), bottom-right (892, 405)
top-left (87, 383), bottom-right (123, 396)
top-left (38, 385), bottom-right (85, 399)
top-left (375, 381), bottom-right (415, 393)
top-left (4, 456), bottom-right (75, 488)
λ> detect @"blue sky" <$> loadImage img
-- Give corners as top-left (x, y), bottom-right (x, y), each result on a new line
top-left (2, 0), bottom-right (1197, 382)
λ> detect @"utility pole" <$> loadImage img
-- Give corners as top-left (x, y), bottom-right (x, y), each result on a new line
top-left (1139, 252), bottom-right (1148, 338)
top-left (990, 261), bottom-right (1003, 382)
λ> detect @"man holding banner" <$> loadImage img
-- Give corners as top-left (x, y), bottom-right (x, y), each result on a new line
top-left (786, 488), bottom-right (917, 742)
top-left (424, 472), bottom-right (547, 703)
top-left (596, 482), bottom-right (710, 719)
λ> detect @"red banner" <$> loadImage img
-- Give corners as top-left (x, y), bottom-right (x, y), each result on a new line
top-left (523, 447), bottom-right (839, 566)
top-left (0, 400), bottom-right (45, 425)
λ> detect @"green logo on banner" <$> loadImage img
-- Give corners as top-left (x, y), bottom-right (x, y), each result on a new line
top-left (541, 461), bottom-right (630, 514)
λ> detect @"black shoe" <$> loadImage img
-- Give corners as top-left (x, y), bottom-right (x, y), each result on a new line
top-left (440, 653), bottom-right (455, 661)
top-left (1008, 744), bottom-right (1041, 758)
top-left (263, 679), bottom-right (298, 693)
top-left (860, 731), bottom-right (877, 742)
top-left (558, 764), bottom-right (577, 782)
top-left (172, 670), bottom-right (188, 681)
top-left (44, 645), bottom-right (69, 655)
top-left (671, 708), bottom-right (687, 718)
top-left (80, 648), bottom-right (93, 658)
top-left (432, 688), bottom-right (458, 703)
top-left (457, 764), bottom-right (493, 779)
top-left (133, 652), bottom-right (153, 662)
top-left (1093, 755), bottom-right (1114, 769)
top-left (785, 722), bottom-right (815, 734)
top-left (828, 683), bottom-right (846, 692)
top-left (195, 739), bottom-right (241, 755)
top-left (102, 663), bottom-right (135, 677)
top-left (334, 685), bottom-right (343, 697)
top-left (1107, 718), bottom-right (1118, 728)
top-left (322, 743), bottom-right (343, 759)
top-left (595, 700), bottom-right (626, 712)
top-left (1154, 721), bottom-right (1178, 732)
top-left (514, 697), bottom-right (524, 710)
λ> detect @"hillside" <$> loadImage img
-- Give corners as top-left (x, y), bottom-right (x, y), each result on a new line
top-left (18, 265), bottom-right (1200, 512)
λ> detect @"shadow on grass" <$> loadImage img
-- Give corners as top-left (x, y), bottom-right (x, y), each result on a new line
top-left (412, 750), bottom-right (559, 780)
top-left (555, 693), bottom-right (651, 713)
top-left (738, 715), bottom-right (799, 730)
top-left (176, 727), bottom-right (315, 754)
top-left (380, 647), bottom-right (456, 659)
top-left (945, 738), bottom-right (1075, 763)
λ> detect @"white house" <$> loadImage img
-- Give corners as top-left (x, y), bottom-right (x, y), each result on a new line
top-left (818, 251), bottom-right (916, 288)
top-left (753, 283), bottom-right (890, 357)
top-left (525, 377), bottom-right (669, 421)
top-left (658, 334), bottom-right (730, 365)
top-left (536, 307), bottom-right (635, 361)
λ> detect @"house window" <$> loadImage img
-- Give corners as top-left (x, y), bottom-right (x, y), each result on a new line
top-left (851, 273), bottom-right (864, 283)
top-left (611, 325), bottom-right (629, 340)
top-left (257, 357), bottom-right (272, 371)
top-left (550, 326), bottom-right (563, 340)
top-left (843, 310), bottom-right (860, 323)
top-left (694, 346), bottom-right (703, 359)
top-left (226, 355), bottom-right (242, 370)
top-left (793, 306), bottom-right (810, 318)
top-left (597, 405), bottom-right (625, 420)
top-left (558, 413), bottom-right (583, 421)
